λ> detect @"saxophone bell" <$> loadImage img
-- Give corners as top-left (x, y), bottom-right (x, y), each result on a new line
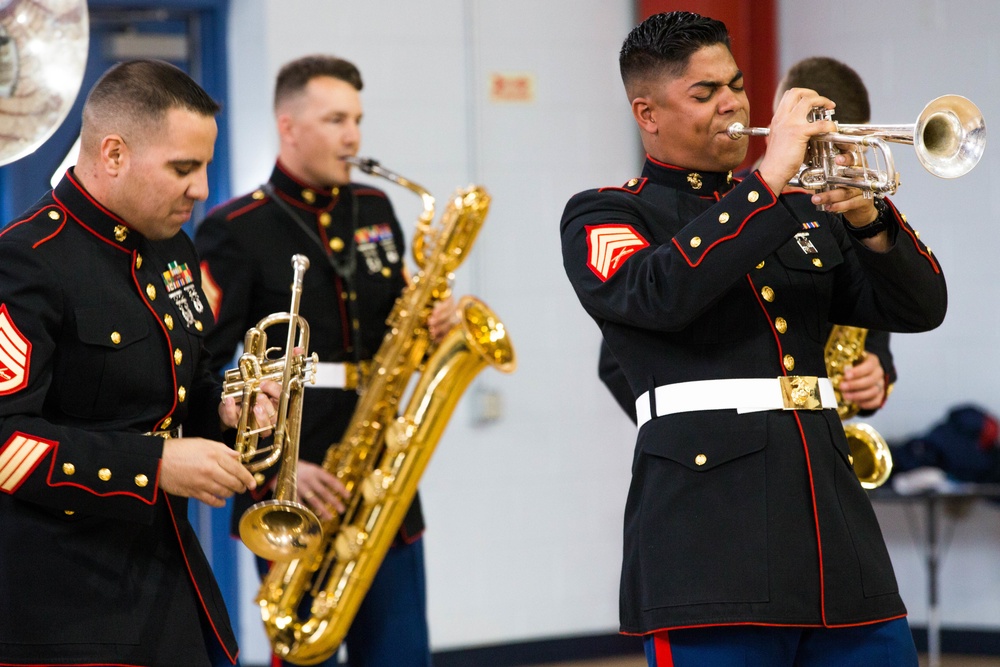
top-left (255, 164), bottom-right (516, 664)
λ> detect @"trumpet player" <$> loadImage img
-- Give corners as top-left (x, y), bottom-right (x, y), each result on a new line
top-left (0, 60), bottom-right (280, 667)
top-left (560, 11), bottom-right (947, 667)
top-left (196, 55), bottom-right (454, 667)
top-left (598, 57), bottom-right (895, 423)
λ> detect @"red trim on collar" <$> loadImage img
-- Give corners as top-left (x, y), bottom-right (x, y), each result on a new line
top-left (52, 189), bottom-right (132, 255)
top-left (644, 154), bottom-right (687, 171)
top-left (275, 160), bottom-right (340, 202)
top-left (65, 169), bottom-right (131, 226)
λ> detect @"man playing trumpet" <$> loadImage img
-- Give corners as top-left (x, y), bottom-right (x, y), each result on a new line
top-left (561, 11), bottom-right (947, 666)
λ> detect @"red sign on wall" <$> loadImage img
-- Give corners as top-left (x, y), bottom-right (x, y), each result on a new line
top-left (490, 72), bottom-right (536, 103)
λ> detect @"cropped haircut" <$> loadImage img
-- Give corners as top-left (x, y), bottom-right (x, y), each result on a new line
top-left (81, 59), bottom-right (219, 151)
top-left (274, 55), bottom-right (363, 110)
top-left (619, 11), bottom-right (731, 99)
top-left (779, 57), bottom-right (870, 124)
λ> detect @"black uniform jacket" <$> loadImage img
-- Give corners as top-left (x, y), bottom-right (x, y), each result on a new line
top-left (0, 171), bottom-right (238, 665)
top-left (195, 162), bottom-right (423, 540)
top-left (597, 187), bottom-right (898, 424)
top-left (560, 156), bottom-right (947, 635)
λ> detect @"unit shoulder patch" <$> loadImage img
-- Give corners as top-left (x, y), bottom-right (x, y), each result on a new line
top-left (0, 304), bottom-right (30, 395)
top-left (585, 224), bottom-right (649, 281)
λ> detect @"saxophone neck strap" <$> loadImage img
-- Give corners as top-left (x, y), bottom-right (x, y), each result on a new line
top-left (262, 182), bottom-right (366, 389)
top-left (261, 182), bottom-right (359, 280)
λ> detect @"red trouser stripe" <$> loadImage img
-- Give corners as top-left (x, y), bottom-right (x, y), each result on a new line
top-left (653, 632), bottom-right (674, 667)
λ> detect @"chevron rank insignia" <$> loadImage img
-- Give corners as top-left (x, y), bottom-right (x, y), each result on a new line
top-left (0, 304), bottom-right (30, 395)
top-left (585, 224), bottom-right (649, 281)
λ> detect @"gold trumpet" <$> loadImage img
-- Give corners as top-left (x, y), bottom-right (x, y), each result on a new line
top-left (728, 94), bottom-right (987, 196)
top-left (222, 254), bottom-right (322, 561)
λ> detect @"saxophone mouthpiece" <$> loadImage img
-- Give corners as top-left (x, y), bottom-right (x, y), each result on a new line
top-left (342, 156), bottom-right (379, 174)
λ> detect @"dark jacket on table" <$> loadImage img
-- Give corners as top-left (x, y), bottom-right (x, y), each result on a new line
top-left (0, 170), bottom-right (238, 666)
top-left (195, 162), bottom-right (423, 540)
top-left (560, 156), bottom-right (946, 635)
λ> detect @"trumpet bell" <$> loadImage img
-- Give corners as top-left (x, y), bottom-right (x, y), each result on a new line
top-left (915, 94), bottom-right (987, 179)
top-left (239, 500), bottom-right (324, 562)
top-left (844, 422), bottom-right (894, 490)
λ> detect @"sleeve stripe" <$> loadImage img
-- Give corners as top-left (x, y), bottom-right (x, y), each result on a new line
top-left (0, 434), bottom-right (53, 493)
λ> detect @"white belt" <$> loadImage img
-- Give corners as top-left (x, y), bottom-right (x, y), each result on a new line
top-left (635, 377), bottom-right (838, 428)
top-left (310, 362), bottom-right (353, 389)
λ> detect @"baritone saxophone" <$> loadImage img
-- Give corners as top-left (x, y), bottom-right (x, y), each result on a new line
top-left (824, 325), bottom-right (893, 488)
top-left (256, 158), bottom-right (516, 664)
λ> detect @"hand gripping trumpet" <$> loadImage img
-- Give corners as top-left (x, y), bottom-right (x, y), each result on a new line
top-left (728, 94), bottom-right (987, 197)
top-left (222, 254), bottom-right (322, 561)
top-left (256, 158), bottom-right (516, 664)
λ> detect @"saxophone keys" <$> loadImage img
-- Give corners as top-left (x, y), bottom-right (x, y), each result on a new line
top-left (334, 525), bottom-right (366, 560)
top-left (361, 470), bottom-right (391, 503)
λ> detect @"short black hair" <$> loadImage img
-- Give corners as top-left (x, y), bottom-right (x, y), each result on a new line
top-left (619, 11), bottom-right (731, 98)
top-left (81, 59), bottom-right (219, 151)
top-left (274, 55), bottom-right (363, 110)
top-left (780, 57), bottom-right (870, 124)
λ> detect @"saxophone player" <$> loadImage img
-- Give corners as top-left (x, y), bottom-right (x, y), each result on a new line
top-left (561, 11), bottom-right (947, 667)
top-left (196, 55), bottom-right (454, 667)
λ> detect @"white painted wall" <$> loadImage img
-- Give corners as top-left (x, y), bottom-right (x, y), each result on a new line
top-left (225, 1), bottom-right (1000, 662)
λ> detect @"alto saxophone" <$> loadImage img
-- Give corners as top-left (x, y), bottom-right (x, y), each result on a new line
top-left (256, 159), bottom-right (516, 664)
top-left (824, 325), bottom-right (893, 488)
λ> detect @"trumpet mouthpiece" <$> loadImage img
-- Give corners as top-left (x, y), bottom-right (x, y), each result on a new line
top-left (727, 122), bottom-right (769, 140)
top-left (727, 122), bottom-right (747, 139)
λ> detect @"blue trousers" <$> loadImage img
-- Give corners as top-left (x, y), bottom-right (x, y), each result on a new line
top-left (644, 618), bottom-right (918, 667)
top-left (259, 537), bottom-right (431, 667)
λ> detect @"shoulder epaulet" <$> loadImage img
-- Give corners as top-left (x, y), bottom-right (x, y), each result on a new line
top-left (210, 188), bottom-right (270, 222)
top-left (598, 177), bottom-right (648, 195)
top-left (0, 204), bottom-right (68, 245)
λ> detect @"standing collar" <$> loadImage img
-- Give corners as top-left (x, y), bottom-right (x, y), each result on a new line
top-left (53, 169), bottom-right (141, 252)
top-left (270, 161), bottom-right (341, 211)
top-left (641, 154), bottom-right (736, 197)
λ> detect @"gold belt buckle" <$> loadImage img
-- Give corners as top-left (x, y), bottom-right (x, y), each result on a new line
top-left (779, 375), bottom-right (822, 410)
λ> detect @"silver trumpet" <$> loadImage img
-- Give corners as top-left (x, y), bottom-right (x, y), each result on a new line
top-left (727, 94), bottom-right (987, 196)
